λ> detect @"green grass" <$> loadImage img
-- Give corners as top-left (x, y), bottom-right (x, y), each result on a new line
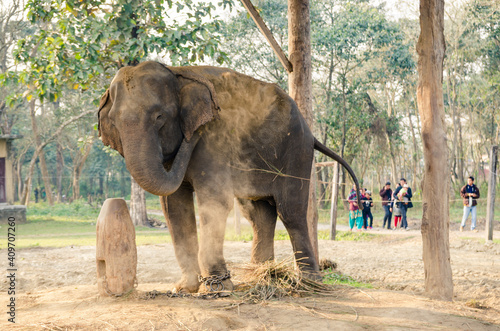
top-left (0, 200), bottom-right (172, 249)
top-left (322, 269), bottom-right (372, 288)
top-left (6, 199), bottom-right (495, 250)
top-left (224, 227), bottom-right (379, 242)
top-left (459, 236), bottom-right (500, 244)
top-left (0, 218), bottom-right (171, 249)
top-left (145, 195), bottom-right (162, 210)
top-left (27, 200), bottom-right (101, 221)
top-left (326, 230), bottom-right (378, 241)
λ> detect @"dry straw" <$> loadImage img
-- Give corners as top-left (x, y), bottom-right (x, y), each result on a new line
top-left (236, 255), bottom-right (337, 302)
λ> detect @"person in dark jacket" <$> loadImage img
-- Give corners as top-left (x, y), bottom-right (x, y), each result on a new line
top-left (34, 187), bottom-right (39, 203)
top-left (379, 182), bottom-right (393, 229)
top-left (460, 176), bottom-right (480, 232)
top-left (361, 190), bottom-right (374, 229)
top-left (393, 178), bottom-right (413, 230)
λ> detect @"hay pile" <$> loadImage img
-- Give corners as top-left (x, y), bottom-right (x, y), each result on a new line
top-left (237, 257), bottom-right (336, 302)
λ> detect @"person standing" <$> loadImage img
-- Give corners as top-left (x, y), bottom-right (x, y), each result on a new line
top-left (379, 182), bottom-right (393, 229)
top-left (460, 176), bottom-right (480, 232)
top-left (348, 185), bottom-right (363, 231)
top-left (361, 190), bottom-right (374, 229)
top-left (393, 178), bottom-right (413, 230)
top-left (393, 201), bottom-right (402, 229)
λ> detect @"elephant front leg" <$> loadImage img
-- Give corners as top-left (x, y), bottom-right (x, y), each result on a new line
top-left (160, 185), bottom-right (201, 293)
top-left (196, 192), bottom-right (233, 292)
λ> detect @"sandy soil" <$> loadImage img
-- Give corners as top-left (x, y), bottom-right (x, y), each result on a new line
top-left (1, 220), bottom-right (499, 330)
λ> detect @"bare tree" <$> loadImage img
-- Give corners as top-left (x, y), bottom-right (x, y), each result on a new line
top-left (288, 0), bottom-right (318, 260)
top-left (417, 0), bottom-right (453, 300)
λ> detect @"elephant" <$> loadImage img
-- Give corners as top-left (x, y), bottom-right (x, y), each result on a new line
top-left (98, 61), bottom-right (360, 293)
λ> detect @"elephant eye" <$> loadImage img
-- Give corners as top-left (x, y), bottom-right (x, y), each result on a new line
top-left (156, 114), bottom-right (163, 121)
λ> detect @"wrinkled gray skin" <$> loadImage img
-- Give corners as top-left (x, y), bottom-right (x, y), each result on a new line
top-left (98, 61), bottom-right (360, 292)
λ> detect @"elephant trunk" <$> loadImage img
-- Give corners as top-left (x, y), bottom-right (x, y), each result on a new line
top-left (123, 133), bottom-right (199, 196)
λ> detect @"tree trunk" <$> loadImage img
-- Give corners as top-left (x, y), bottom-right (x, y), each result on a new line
top-left (457, 114), bottom-right (464, 183)
top-left (407, 106), bottom-right (419, 190)
top-left (288, 0), bottom-right (318, 261)
top-left (447, 74), bottom-right (459, 183)
top-left (71, 139), bottom-right (94, 201)
top-left (384, 130), bottom-right (398, 186)
top-left (340, 77), bottom-right (349, 210)
top-left (417, 0), bottom-right (453, 300)
top-left (56, 142), bottom-right (64, 202)
top-left (130, 176), bottom-right (148, 226)
top-left (120, 167), bottom-right (127, 197)
top-left (15, 144), bottom-right (30, 202)
top-left (19, 108), bottom-right (95, 205)
top-left (340, 169), bottom-right (348, 210)
top-left (329, 162), bottom-right (339, 240)
top-left (30, 99), bottom-right (54, 205)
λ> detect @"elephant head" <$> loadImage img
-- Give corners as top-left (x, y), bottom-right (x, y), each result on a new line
top-left (98, 61), bottom-right (219, 196)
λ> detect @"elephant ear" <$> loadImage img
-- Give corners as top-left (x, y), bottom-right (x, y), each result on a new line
top-left (97, 89), bottom-right (123, 156)
top-left (177, 76), bottom-right (220, 141)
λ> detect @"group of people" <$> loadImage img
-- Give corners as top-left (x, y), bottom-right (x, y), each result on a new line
top-left (348, 178), bottom-right (413, 231)
top-left (379, 178), bottom-right (413, 230)
top-left (33, 187), bottom-right (46, 203)
top-left (347, 175), bottom-right (482, 233)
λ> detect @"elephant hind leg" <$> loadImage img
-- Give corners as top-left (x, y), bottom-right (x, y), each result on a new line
top-left (276, 195), bottom-right (320, 279)
top-left (237, 198), bottom-right (277, 264)
top-left (160, 184), bottom-right (200, 293)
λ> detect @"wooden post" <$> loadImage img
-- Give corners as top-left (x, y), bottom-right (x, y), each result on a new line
top-left (329, 162), bottom-right (340, 240)
top-left (96, 198), bottom-right (137, 296)
top-left (486, 145), bottom-right (497, 242)
top-left (240, 0), bottom-right (293, 73)
top-left (234, 198), bottom-right (241, 236)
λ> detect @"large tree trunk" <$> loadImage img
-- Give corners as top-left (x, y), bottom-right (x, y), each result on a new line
top-left (288, 0), bottom-right (318, 261)
top-left (130, 176), bottom-right (148, 226)
top-left (30, 100), bottom-right (54, 205)
top-left (417, 0), bottom-right (453, 300)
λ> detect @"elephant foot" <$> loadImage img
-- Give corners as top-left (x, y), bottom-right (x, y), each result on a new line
top-left (198, 278), bottom-right (234, 293)
top-left (301, 270), bottom-right (322, 282)
top-left (198, 273), bottom-right (234, 293)
top-left (172, 275), bottom-right (201, 294)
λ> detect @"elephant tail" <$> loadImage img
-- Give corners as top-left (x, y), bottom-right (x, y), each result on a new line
top-left (314, 138), bottom-right (362, 208)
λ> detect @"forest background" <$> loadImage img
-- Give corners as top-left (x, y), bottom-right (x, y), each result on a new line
top-left (1, 0), bottom-right (499, 226)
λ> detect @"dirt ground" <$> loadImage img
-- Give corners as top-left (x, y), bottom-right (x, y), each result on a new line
top-left (1, 219), bottom-right (499, 330)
